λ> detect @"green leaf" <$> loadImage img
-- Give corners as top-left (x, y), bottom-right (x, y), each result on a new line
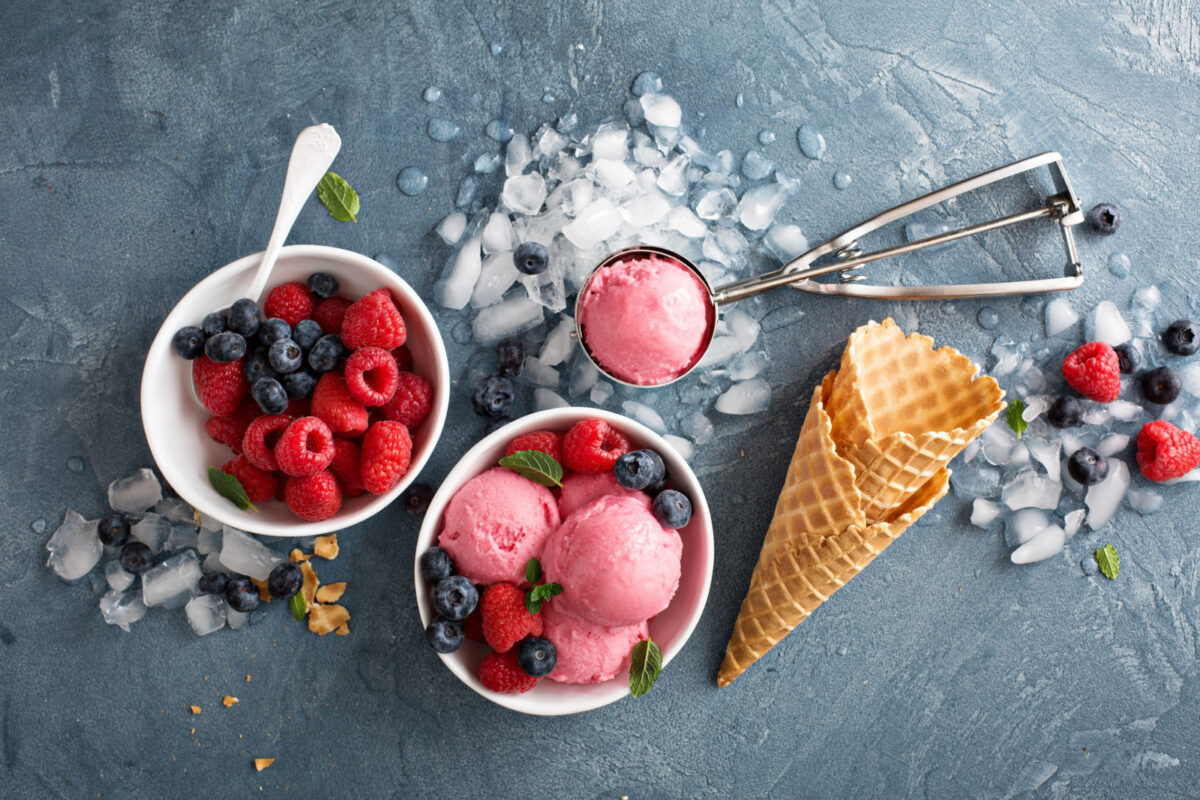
top-left (524, 581), bottom-right (564, 614)
top-left (524, 592), bottom-right (543, 615)
top-left (207, 467), bottom-right (258, 512)
top-left (316, 171), bottom-right (360, 222)
top-left (542, 582), bottom-right (563, 597)
top-left (526, 557), bottom-right (542, 584)
top-left (1006, 399), bottom-right (1028, 440)
top-left (629, 638), bottom-right (663, 698)
top-left (1095, 544), bottom-right (1121, 579)
top-left (498, 449), bottom-right (563, 488)
top-left (288, 592), bottom-right (307, 621)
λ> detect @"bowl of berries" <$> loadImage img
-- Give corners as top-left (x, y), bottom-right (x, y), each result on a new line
top-left (142, 244), bottom-right (450, 536)
top-left (414, 408), bottom-right (713, 715)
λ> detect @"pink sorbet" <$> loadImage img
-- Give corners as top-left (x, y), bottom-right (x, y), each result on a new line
top-left (542, 494), bottom-right (682, 627)
top-left (541, 602), bottom-right (649, 684)
top-left (577, 253), bottom-right (714, 386)
top-left (557, 470), bottom-right (650, 520)
top-left (437, 467), bottom-right (561, 585)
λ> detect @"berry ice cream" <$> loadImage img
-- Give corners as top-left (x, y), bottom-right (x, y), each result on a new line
top-left (557, 470), bottom-right (649, 520)
top-left (540, 603), bottom-right (649, 684)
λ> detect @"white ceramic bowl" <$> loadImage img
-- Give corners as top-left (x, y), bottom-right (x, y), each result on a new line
top-left (414, 407), bottom-right (713, 715)
top-left (141, 245), bottom-right (450, 537)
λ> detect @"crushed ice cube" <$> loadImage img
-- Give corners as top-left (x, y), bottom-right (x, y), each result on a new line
top-left (563, 198), bottom-right (621, 248)
top-left (715, 379), bottom-right (771, 415)
top-left (656, 154), bottom-right (690, 196)
top-left (471, 252), bottom-right (519, 309)
top-left (1005, 508), bottom-right (1051, 546)
top-left (142, 550), bottom-right (203, 608)
top-left (970, 498), bottom-right (1003, 528)
top-left (1082, 407), bottom-right (1111, 426)
top-left (737, 183), bottom-right (789, 231)
top-left (481, 211), bottom-right (515, 254)
top-left (46, 510), bottom-right (102, 582)
top-left (1043, 298), bottom-right (1079, 337)
top-left (1063, 508), bottom-right (1086, 537)
top-left (131, 514), bottom-right (169, 553)
top-left (1011, 525), bottom-right (1065, 565)
top-left (662, 435), bottom-right (694, 460)
top-left (539, 318), bottom-right (575, 367)
top-left (166, 524), bottom-right (199, 552)
top-left (547, 178), bottom-right (594, 216)
top-left (951, 464), bottom-right (1001, 499)
top-left (981, 424), bottom-right (1018, 466)
top-left (520, 356), bottom-right (560, 388)
top-left (640, 93), bottom-right (682, 127)
top-left (569, 358), bottom-right (600, 397)
top-left (197, 526), bottom-right (222, 556)
top-left (533, 388), bottom-right (569, 411)
top-left (682, 411), bottom-right (715, 445)
top-left (99, 591), bottom-right (147, 632)
top-left (695, 188), bottom-right (737, 222)
top-left (1085, 459), bottom-right (1130, 530)
top-left (1086, 301), bottom-right (1132, 346)
top-left (1001, 469), bottom-right (1062, 510)
top-left (501, 174), bottom-right (547, 216)
top-left (227, 608), bottom-right (249, 631)
top-left (105, 560), bottom-right (135, 592)
top-left (435, 232), bottom-right (483, 310)
top-left (1097, 433), bottom-right (1130, 457)
top-left (107, 469), bottom-right (163, 514)
top-left (154, 498), bottom-right (195, 524)
top-left (763, 224), bottom-right (808, 261)
top-left (1026, 438), bottom-right (1061, 482)
top-left (990, 337), bottom-right (1020, 376)
top-left (592, 159), bottom-right (636, 191)
top-left (621, 401), bottom-right (667, 433)
top-left (728, 351), bottom-right (768, 381)
top-left (504, 134), bottom-right (532, 177)
top-left (1022, 395), bottom-right (1051, 422)
top-left (219, 526), bottom-right (282, 581)
top-left (436, 211), bottom-right (468, 245)
top-left (1126, 487), bottom-right (1163, 515)
top-left (667, 206), bottom-right (707, 238)
top-left (185, 594), bottom-right (227, 636)
top-left (1131, 285), bottom-right (1161, 314)
top-left (1108, 400), bottom-right (1143, 422)
top-left (473, 295), bottom-right (544, 345)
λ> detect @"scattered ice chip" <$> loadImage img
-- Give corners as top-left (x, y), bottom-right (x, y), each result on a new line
top-left (197, 526), bottom-right (222, 556)
top-left (1097, 433), bottom-right (1130, 457)
top-left (46, 510), bottom-right (102, 582)
top-left (1086, 300), bottom-right (1132, 346)
top-left (473, 295), bottom-right (544, 345)
top-left (715, 379), bottom-right (771, 415)
top-left (1082, 407), bottom-right (1111, 426)
top-left (663, 435), bottom-right (694, 460)
top-left (563, 198), bottom-right (621, 248)
top-left (166, 524), bottom-right (199, 552)
top-left (1001, 469), bottom-right (1062, 510)
top-left (1108, 400), bottom-right (1143, 422)
top-left (591, 122), bottom-right (630, 160)
top-left (99, 590), bottom-right (147, 632)
top-left (741, 150), bottom-right (775, 180)
top-left (970, 498), bottom-right (1003, 528)
top-left (1177, 363), bottom-right (1200, 396)
top-left (227, 608), bottom-right (249, 631)
top-left (961, 440), bottom-right (981, 464)
top-left (1005, 508), bottom-right (1050, 546)
top-left (695, 188), bottom-right (738, 221)
top-left (1085, 459), bottom-right (1130, 530)
top-left (667, 206), bottom-right (707, 238)
top-left (471, 252), bottom-right (519, 309)
top-left (569, 358), bottom-right (600, 397)
top-left (427, 118), bottom-right (460, 142)
top-left (1011, 525), bottom-right (1066, 565)
top-left (520, 356), bottom-right (560, 389)
top-left (185, 594), bottom-right (227, 637)
top-left (129, 514), bottom-right (168, 553)
top-left (1022, 395), bottom-right (1051, 422)
top-left (533, 388), bottom-right (569, 411)
top-left (951, 464), bottom-right (1001, 499)
top-left (656, 154), bottom-right (690, 196)
top-left (481, 211), bottom-right (514, 254)
top-left (107, 469), bottom-right (163, 514)
top-left (589, 381), bottom-right (613, 405)
top-left (1131, 285), bottom-right (1161, 314)
top-left (539, 318), bottom-right (575, 367)
top-left (202, 552), bottom-right (225, 575)
top-left (155, 498), bottom-right (195, 524)
top-left (763, 224), bottom-right (808, 261)
top-left (434, 232), bottom-right (483, 310)
top-left (737, 183), bottom-right (789, 231)
top-left (592, 159), bottom-right (636, 191)
top-left (504, 134), bottom-right (532, 177)
top-left (990, 337), bottom-right (1020, 376)
top-left (142, 550), bottom-right (203, 608)
top-left (1126, 487), bottom-right (1163, 515)
top-left (796, 124), bottom-right (825, 159)
top-left (682, 411), bottom-right (715, 445)
top-left (621, 401), bottom-right (667, 433)
top-left (631, 71), bottom-right (663, 96)
top-left (105, 560), bottom-right (135, 592)
top-left (1063, 508), bottom-right (1086, 537)
top-left (981, 424), bottom-right (1018, 466)
top-left (474, 153), bottom-right (502, 174)
top-left (633, 145), bottom-right (665, 167)
top-left (640, 93), bottom-right (682, 127)
top-left (219, 526), bottom-right (283, 581)
top-left (501, 174), bottom-right (547, 216)
top-left (696, 336), bottom-right (743, 368)
top-left (1044, 298), bottom-right (1079, 337)
top-left (436, 211), bottom-right (468, 245)
top-left (1026, 438), bottom-right (1061, 482)
top-left (728, 351), bottom-right (769, 381)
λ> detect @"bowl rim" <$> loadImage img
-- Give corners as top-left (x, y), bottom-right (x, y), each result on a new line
top-left (413, 406), bottom-right (714, 716)
top-left (140, 243), bottom-right (450, 537)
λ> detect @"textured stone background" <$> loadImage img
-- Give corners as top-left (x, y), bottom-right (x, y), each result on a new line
top-left (3, 1), bottom-right (1199, 797)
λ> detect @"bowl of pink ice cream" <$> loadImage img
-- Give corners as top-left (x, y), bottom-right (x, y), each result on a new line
top-left (414, 407), bottom-right (713, 715)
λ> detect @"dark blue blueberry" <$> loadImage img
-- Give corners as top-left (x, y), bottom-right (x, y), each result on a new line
top-left (1067, 447), bottom-right (1109, 486)
top-left (97, 513), bottom-right (129, 547)
top-left (470, 375), bottom-right (514, 417)
top-left (118, 541), bottom-right (153, 575)
top-left (1046, 396), bottom-right (1082, 429)
top-left (243, 349), bottom-right (279, 385)
top-left (171, 326), bottom-right (206, 359)
top-left (282, 370), bottom-right (318, 399)
top-left (267, 562), bottom-right (303, 599)
top-left (1087, 203), bottom-right (1121, 235)
top-left (496, 337), bottom-right (525, 377)
top-left (228, 298), bottom-right (262, 337)
top-left (308, 334), bottom-right (346, 373)
top-left (201, 312), bottom-right (227, 337)
top-left (1113, 343), bottom-right (1141, 374)
top-left (198, 572), bottom-right (229, 595)
top-left (425, 617), bottom-right (465, 654)
top-left (268, 338), bottom-right (303, 373)
top-left (517, 636), bottom-right (557, 677)
top-left (204, 331), bottom-right (247, 363)
top-left (513, 241), bottom-right (549, 275)
top-left (292, 319), bottom-right (323, 351)
top-left (403, 483), bottom-right (435, 517)
top-left (1141, 366), bottom-right (1180, 404)
top-left (251, 377), bottom-right (288, 414)
top-left (225, 577), bottom-right (260, 612)
top-left (1163, 319), bottom-right (1200, 356)
top-left (419, 546), bottom-right (454, 583)
top-left (307, 272), bottom-right (339, 299)
top-left (614, 449), bottom-right (666, 491)
top-left (432, 575), bottom-right (478, 620)
top-left (652, 489), bottom-right (692, 529)
top-left (257, 317), bottom-right (291, 347)
top-left (644, 473), bottom-right (668, 497)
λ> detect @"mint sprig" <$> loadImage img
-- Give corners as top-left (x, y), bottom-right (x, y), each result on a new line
top-left (524, 581), bottom-right (562, 615)
top-left (1006, 399), bottom-right (1028, 440)
top-left (207, 467), bottom-right (258, 512)
top-left (316, 171), bottom-right (360, 222)
top-left (499, 450), bottom-right (563, 488)
top-left (526, 557), bottom-right (542, 584)
top-left (288, 592), bottom-right (307, 621)
top-left (1095, 544), bottom-right (1121, 579)
top-left (629, 637), bottom-right (663, 698)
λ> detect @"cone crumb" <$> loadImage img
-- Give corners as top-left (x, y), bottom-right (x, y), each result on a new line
top-left (189, 705), bottom-right (201, 714)
top-left (335, 621), bottom-right (350, 636)
top-left (245, 675), bottom-right (252, 682)
top-left (254, 757), bottom-right (275, 772)
top-left (289, 548), bottom-right (311, 563)
top-left (250, 577), bottom-right (271, 603)
top-left (299, 561), bottom-right (319, 605)
top-left (314, 533), bottom-right (339, 560)
top-left (222, 695), bottom-right (238, 707)
top-left (308, 603), bottom-right (350, 635)
top-left (316, 582), bottom-right (346, 603)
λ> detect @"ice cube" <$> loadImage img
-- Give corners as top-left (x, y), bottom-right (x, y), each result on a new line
top-left (185, 594), bottom-right (227, 636)
top-left (154, 497), bottom-right (195, 524)
top-left (471, 252), bottom-right (519, 309)
top-left (474, 153), bottom-right (502, 174)
top-left (227, 608), bottom-right (249, 631)
top-left (1011, 525), bottom-right (1066, 565)
top-left (1086, 301), bottom-right (1132, 346)
top-left (1127, 487), bottom-right (1163, 515)
top-left (989, 337), bottom-right (1020, 376)
top-left (105, 560), bottom-right (135, 592)
top-left (46, 510), bottom-right (102, 582)
top-left (961, 440), bottom-right (981, 464)
top-left (1108, 400), bottom-right (1143, 421)
top-left (520, 356), bottom-right (560, 389)
top-left (533, 388), bottom-right (569, 411)
top-left (518, 270), bottom-right (567, 313)
top-left (1043, 298), bottom-right (1079, 337)
top-left (1001, 469), bottom-right (1062, 510)
top-left (667, 206), bottom-right (707, 238)
top-left (640, 93), bottom-right (682, 127)
top-left (434, 233), bottom-right (483, 310)
top-left (663, 434), bottom-right (695, 460)
top-left (695, 188), bottom-right (737, 222)
top-left (763, 224), bottom-right (808, 261)
top-left (1131, 284), bottom-right (1161, 314)
top-left (455, 176), bottom-right (478, 208)
top-left (741, 150), bottom-right (775, 181)
top-left (1022, 395), bottom-right (1051, 422)
top-left (563, 198), bottom-right (621, 249)
top-left (473, 295), bottom-right (544, 345)
top-left (501, 174), bottom-right (547, 216)
top-left (1082, 407), bottom-right (1111, 426)
top-left (1063, 508), bottom-right (1086, 537)
top-left (681, 411), bottom-right (715, 445)
top-left (202, 552), bottom-right (225, 574)
top-left (107, 469), bottom-right (163, 514)
top-left (656, 154), bottom-right (690, 196)
top-left (728, 351), bottom-right (769, 381)
top-left (505, 134), bottom-right (532, 177)
top-left (436, 211), bottom-right (468, 245)
top-left (128, 514), bottom-right (168, 553)
top-left (219, 526), bottom-right (283, 581)
top-left (737, 183), bottom-right (789, 231)
top-left (715, 379), bottom-right (771, 415)
top-left (1097, 433), bottom-right (1130, 457)
top-left (592, 159), bottom-right (636, 192)
top-left (1085, 459), bottom-right (1130, 530)
top-left (1004, 508), bottom-right (1050, 546)
top-left (1026, 438), bottom-right (1061, 482)
top-left (481, 211), bottom-right (515, 254)
top-left (702, 228), bottom-right (749, 267)
top-left (590, 381), bottom-right (614, 405)
top-left (590, 122), bottom-right (630, 161)
top-left (142, 550), bottom-right (203, 608)
top-left (619, 192), bottom-right (671, 228)
top-left (166, 524), bottom-right (199, 552)
top-left (621, 401), bottom-right (667, 433)
top-left (696, 336), bottom-right (743, 369)
top-left (970, 498), bottom-right (1003, 528)
top-left (539, 318), bottom-right (575, 367)
top-left (569, 357), bottom-right (600, 397)
top-left (981, 424), bottom-right (1017, 466)
top-left (196, 526), bottom-right (222, 556)
top-left (725, 309), bottom-right (761, 351)
top-left (99, 590), bottom-right (147, 632)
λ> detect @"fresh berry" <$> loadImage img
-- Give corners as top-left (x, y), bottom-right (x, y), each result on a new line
top-left (193, 356), bottom-right (248, 416)
top-left (284, 470), bottom-right (343, 521)
top-left (328, 438), bottom-right (365, 497)
top-left (225, 577), bottom-right (260, 612)
top-left (426, 617), bottom-right (465, 654)
top-left (391, 345), bottom-right (414, 372)
top-left (312, 372), bottom-right (369, 436)
top-left (1087, 202), bottom-right (1121, 234)
top-left (513, 242), bottom-right (549, 276)
top-left (478, 650), bottom-right (540, 694)
top-left (201, 311), bottom-right (227, 337)
top-left (250, 376), bottom-right (289, 415)
top-left (1137, 420), bottom-right (1200, 481)
top-left (292, 319), bottom-right (323, 351)
top-left (402, 482), bottom-right (434, 516)
top-left (653, 489), bottom-right (693, 529)
top-left (1062, 341), bottom-right (1121, 403)
top-left (433, 575), bottom-right (479, 621)
top-left (98, 513), bottom-right (130, 547)
top-left (242, 414), bottom-right (290, 471)
top-left (563, 418), bottom-right (631, 473)
top-left (242, 349), bottom-right (279, 385)
top-left (285, 397), bottom-right (311, 417)
top-left (496, 337), bottom-right (525, 377)
top-left (264, 282), bottom-right (315, 327)
top-left (644, 473), bottom-right (668, 497)
top-left (274, 416), bottom-right (336, 478)
top-left (505, 431), bottom-right (562, 462)
top-left (1162, 319), bottom-right (1200, 356)
top-left (380, 372), bottom-right (431, 429)
top-left (118, 542), bottom-right (153, 575)
top-left (221, 455), bottom-right (278, 503)
top-left (360, 421), bottom-right (412, 494)
top-left (470, 375), bottom-right (514, 417)
top-left (614, 449), bottom-right (666, 491)
top-left (341, 288), bottom-right (407, 350)
top-left (267, 562), bottom-right (303, 599)
top-left (228, 298), bottom-right (262, 337)
top-left (345, 347), bottom-right (400, 406)
top-left (1067, 447), bottom-right (1109, 486)
top-left (517, 636), bottom-right (557, 677)
top-left (204, 331), bottom-right (247, 363)
top-left (172, 326), bottom-right (206, 359)
top-left (282, 370), bottom-right (318, 399)
top-left (306, 272), bottom-right (339, 300)
top-left (419, 546), bottom-right (454, 583)
top-left (480, 583), bottom-right (543, 652)
top-left (268, 338), bottom-right (304, 374)
top-left (1046, 396), bottom-right (1083, 429)
top-left (312, 295), bottom-right (352, 334)
top-left (307, 334), bottom-right (346, 373)
top-left (198, 572), bottom-right (229, 595)
top-left (204, 399), bottom-right (259, 453)
top-left (1141, 366), bottom-right (1181, 405)
top-left (463, 609), bottom-right (486, 643)
top-left (257, 318), bottom-right (291, 347)
top-left (1113, 343), bottom-right (1141, 374)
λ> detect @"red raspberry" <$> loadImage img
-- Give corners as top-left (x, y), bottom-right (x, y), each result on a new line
top-left (328, 438), bottom-right (365, 497)
top-left (284, 470), bottom-right (342, 521)
top-left (1062, 341), bottom-right (1121, 403)
top-left (360, 421), bottom-right (412, 495)
top-left (274, 416), bottom-right (336, 477)
top-left (505, 431), bottom-right (563, 463)
top-left (241, 414), bottom-right (291, 471)
top-left (344, 347), bottom-right (400, 407)
top-left (478, 650), bottom-right (539, 695)
top-left (285, 397), bottom-right (311, 417)
top-left (264, 282), bottom-right (315, 327)
top-left (392, 345), bottom-right (414, 372)
top-left (311, 373), bottom-right (369, 436)
top-left (480, 583), bottom-right (544, 653)
top-left (204, 399), bottom-right (259, 454)
top-left (192, 355), bottom-right (247, 416)
top-left (380, 372), bottom-right (433, 429)
top-left (221, 455), bottom-right (277, 504)
top-left (562, 418), bottom-right (631, 473)
top-left (341, 288), bottom-right (407, 350)
top-left (1136, 420), bottom-right (1200, 481)
top-left (312, 295), bottom-right (352, 334)
top-left (462, 609), bottom-right (486, 643)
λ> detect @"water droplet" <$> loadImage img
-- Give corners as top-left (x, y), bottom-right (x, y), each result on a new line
top-left (836, 645), bottom-right (848, 656)
top-left (977, 307), bottom-right (1000, 330)
top-left (833, 171), bottom-right (852, 190)
top-left (422, 86), bottom-right (442, 103)
top-left (66, 457), bottom-right (84, 473)
top-left (426, 118), bottom-right (460, 142)
top-left (1020, 296), bottom-right (1044, 318)
top-left (1080, 556), bottom-right (1099, 576)
top-left (473, 152), bottom-right (502, 174)
top-left (631, 71), bottom-right (663, 96)
top-left (796, 124), bottom-right (826, 159)
top-left (542, 91), bottom-right (556, 104)
top-left (735, 92), bottom-right (745, 108)
top-left (484, 119), bottom-right (514, 143)
top-left (741, 150), bottom-right (775, 181)
top-left (396, 166), bottom-right (429, 196)
top-left (1108, 252), bottom-right (1130, 278)
top-left (451, 320), bottom-right (473, 344)
top-left (489, 41), bottom-right (503, 57)
top-left (757, 129), bottom-right (776, 145)
top-left (31, 519), bottom-right (46, 534)
top-left (455, 176), bottom-right (478, 209)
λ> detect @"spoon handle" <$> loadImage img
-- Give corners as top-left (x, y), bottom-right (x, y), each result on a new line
top-left (244, 123), bottom-right (342, 302)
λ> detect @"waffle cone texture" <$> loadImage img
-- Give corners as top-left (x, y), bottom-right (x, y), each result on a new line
top-left (717, 319), bottom-right (1003, 687)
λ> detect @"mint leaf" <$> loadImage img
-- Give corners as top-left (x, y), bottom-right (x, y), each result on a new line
top-left (1006, 399), bottom-right (1028, 440)
top-left (540, 582), bottom-right (562, 598)
top-left (525, 592), bottom-right (541, 615)
top-left (316, 171), bottom-right (360, 222)
top-left (629, 638), bottom-right (663, 698)
top-left (526, 557), bottom-right (542, 584)
top-left (1095, 544), bottom-right (1121, 579)
top-left (207, 466), bottom-right (258, 512)
top-left (524, 581), bottom-right (563, 615)
top-left (498, 450), bottom-right (563, 488)
top-left (288, 592), bottom-right (307, 621)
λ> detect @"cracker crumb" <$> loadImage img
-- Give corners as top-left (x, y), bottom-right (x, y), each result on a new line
top-left (315, 582), bottom-right (346, 603)
top-left (313, 533), bottom-right (339, 560)
top-left (190, 728), bottom-right (195, 734)
top-left (189, 705), bottom-right (201, 715)
top-left (250, 577), bottom-right (271, 603)
top-left (245, 675), bottom-right (252, 682)
top-left (289, 548), bottom-right (311, 563)
top-left (335, 621), bottom-right (350, 636)
top-left (222, 695), bottom-right (239, 708)
top-left (254, 757), bottom-right (275, 772)
top-left (299, 561), bottom-right (319, 606)
top-left (308, 603), bottom-right (350, 636)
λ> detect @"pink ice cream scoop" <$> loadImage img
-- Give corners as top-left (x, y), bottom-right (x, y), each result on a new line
top-left (541, 602), bottom-right (649, 684)
top-left (577, 252), bottom-right (715, 386)
top-left (542, 494), bottom-right (682, 627)
top-left (557, 470), bottom-right (650, 520)
top-left (438, 467), bottom-right (561, 585)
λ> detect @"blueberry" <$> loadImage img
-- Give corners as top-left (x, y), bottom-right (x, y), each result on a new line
top-left (470, 375), bottom-right (514, 417)
top-left (292, 319), bottom-right (323, 351)
top-left (228, 298), bottom-right (262, 337)
top-left (307, 272), bottom-right (339, 299)
top-left (1113, 343), bottom-right (1141, 374)
top-left (118, 542), bottom-right (153, 575)
top-left (1141, 366), bottom-right (1181, 404)
top-left (425, 616), bottom-right (465, 654)
top-left (243, 349), bottom-right (279, 385)
top-left (403, 483), bottom-right (434, 517)
top-left (1067, 447), bottom-right (1109, 486)
top-left (614, 449), bottom-right (666, 491)
top-left (172, 326), bottom-right (206, 359)
top-left (1162, 319), bottom-right (1200, 356)
top-left (97, 513), bottom-right (130, 547)
top-left (267, 562), bottom-right (303, 599)
top-left (257, 317), bottom-right (291, 347)
top-left (419, 546), bottom-right (454, 583)
top-left (225, 577), bottom-right (260, 612)
top-left (1087, 203), bottom-right (1121, 235)
top-left (199, 572), bottom-right (229, 595)
top-left (644, 473), bottom-right (668, 497)
top-left (268, 338), bottom-right (303, 374)
top-left (205, 331), bottom-right (247, 363)
top-left (432, 575), bottom-right (478, 620)
top-left (251, 376), bottom-right (289, 414)
top-left (517, 636), bottom-right (557, 677)
top-left (652, 489), bottom-right (692, 529)
top-left (308, 334), bottom-right (346, 373)
top-left (496, 338), bottom-right (525, 377)
top-left (513, 242), bottom-right (549, 275)
top-left (282, 370), bottom-right (318, 399)
top-left (1046, 396), bottom-right (1083, 429)
top-left (201, 312), bottom-right (227, 337)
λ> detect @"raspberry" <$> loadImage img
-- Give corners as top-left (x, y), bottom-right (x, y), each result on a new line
top-left (241, 414), bottom-right (291, 471)
top-left (264, 282), bottom-right (315, 327)
top-left (505, 431), bottom-right (563, 463)
top-left (328, 438), bottom-right (365, 497)
top-left (392, 345), bottom-right (414, 372)
top-left (284, 470), bottom-right (342, 521)
top-left (480, 583), bottom-right (544, 653)
top-left (562, 418), bottom-right (631, 473)
top-left (462, 609), bottom-right (486, 643)
top-left (1136, 420), bottom-right (1200, 481)
top-left (360, 421), bottom-right (412, 494)
top-left (311, 372), bottom-right (368, 436)
top-left (312, 295), bottom-right (352, 334)
top-left (192, 355), bottom-right (248, 416)
top-left (274, 416), bottom-right (336, 477)
top-left (1062, 341), bottom-right (1121, 403)
top-left (478, 650), bottom-right (539, 695)
top-left (285, 397), bottom-right (311, 417)
top-left (380, 372), bottom-right (433, 429)
top-left (344, 347), bottom-right (400, 407)
top-left (221, 455), bottom-right (277, 503)
top-left (204, 399), bottom-right (259, 454)
top-left (341, 288), bottom-right (407, 350)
